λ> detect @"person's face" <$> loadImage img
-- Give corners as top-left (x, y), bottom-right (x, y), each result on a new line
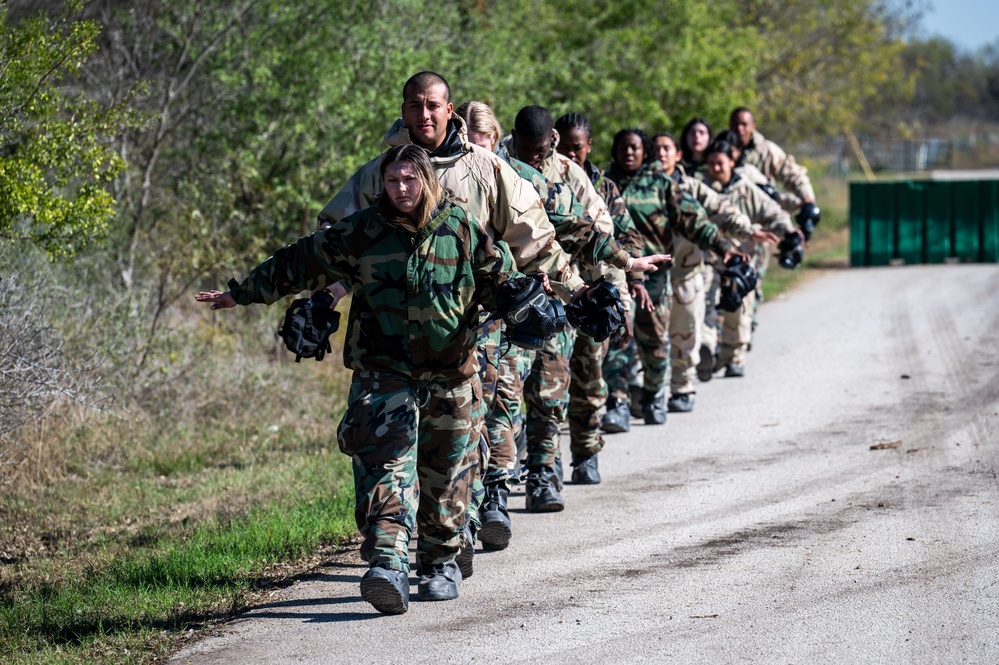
top-left (401, 83), bottom-right (453, 150)
top-left (730, 111), bottom-right (754, 148)
top-left (654, 136), bottom-right (679, 174)
top-left (687, 123), bottom-right (710, 153)
top-left (614, 133), bottom-right (644, 174)
top-left (383, 160), bottom-right (423, 216)
top-left (706, 151), bottom-right (734, 184)
top-left (556, 127), bottom-right (592, 168)
top-left (467, 129), bottom-right (496, 152)
top-left (512, 131), bottom-right (553, 170)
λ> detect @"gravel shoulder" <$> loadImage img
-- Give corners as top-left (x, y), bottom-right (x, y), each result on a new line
top-left (171, 264), bottom-right (999, 665)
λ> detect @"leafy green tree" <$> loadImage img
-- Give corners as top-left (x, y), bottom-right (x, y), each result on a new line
top-left (0, 1), bottom-right (128, 258)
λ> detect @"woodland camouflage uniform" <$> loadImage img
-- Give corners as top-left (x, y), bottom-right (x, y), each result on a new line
top-left (229, 197), bottom-right (517, 573)
top-left (603, 160), bottom-right (733, 400)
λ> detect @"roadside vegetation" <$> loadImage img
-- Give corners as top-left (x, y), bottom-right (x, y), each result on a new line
top-left (0, 0), bottom-right (991, 662)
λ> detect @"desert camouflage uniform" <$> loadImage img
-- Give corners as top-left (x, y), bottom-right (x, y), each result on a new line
top-left (229, 198), bottom-right (516, 573)
top-left (708, 175), bottom-right (795, 370)
top-left (603, 161), bottom-right (732, 399)
top-left (740, 130), bottom-right (815, 213)
top-left (668, 168), bottom-right (751, 396)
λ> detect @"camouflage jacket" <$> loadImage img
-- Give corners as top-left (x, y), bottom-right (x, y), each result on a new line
top-left (584, 159), bottom-right (644, 284)
top-left (495, 135), bottom-right (634, 274)
top-left (606, 160), bottom-right (733, 260)
top-left (316, 115), bottom-right (584, 301)
top-left (734, 162), bottom-right (803, 213)
top-left (709, 174), bottom-right (795, 236)
top-left (229, 198), bottom-right (518, 383)
top-left (741, 130), bottom-right (815, 205)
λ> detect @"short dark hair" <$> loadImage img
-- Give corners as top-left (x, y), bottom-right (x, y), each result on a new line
top-left (554, 112), bottom-right (592, 140)
top-left (403, 71), bottom-right (451, 102)
top-left (713, 129), bottom-right (740, 146)
top-left (729, 107), bottom-right (753, 124)
top-left (652, 132), bottom-right (678, 150)
top-left (514, 105), bottom-right (554, 139)
top-left (611, 128), bottom-right (651, 164)
top-left (705, 139), bottom-right (736, 161)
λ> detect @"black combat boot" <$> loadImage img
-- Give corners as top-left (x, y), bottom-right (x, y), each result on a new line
top-left (416, 558), bottom-right (461, 602)
top-left (571, 453), bottom-right (601, 485)
top-left (360, 565), bottom-right (410, 615)
top-left (667, 393), bottom-right (695, 413)
top-left (601, 395), bottom-right (631, 433)
top-left (642, 387), bottom-right (667, 425)
top-left (696, 344), bottom-right (715, 382)
top-left (478, 479), bottom-right (512, 551)
top-left (524, 465), bottom-right (565, 512)
top-left (724, 363), bottom-right (745, 378)
top-left (456, 521), bottom-right (475, 578)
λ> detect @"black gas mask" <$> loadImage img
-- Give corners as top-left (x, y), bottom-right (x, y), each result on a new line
top-left (565, 277), bottom-right (626, 342)
top-left (718, 255), bottom-right (759, 312)
top-left (777, 230), bottom-right (805, 269)
top-left (796, 202), bottom-right (820, 241)
top-left (496, 275), bottom-right (566, 350)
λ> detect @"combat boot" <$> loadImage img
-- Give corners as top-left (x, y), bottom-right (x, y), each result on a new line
top-left (416, 558), bottom-right (461, 602)
top-left (628, 383), bottom-right (644, 418)
top-left (667, 393), bottom-right (695, 413)
top-left (571, 453), bottom-right (601, 485)
top-left (360, 565), bottom-right (409, 615)
top-left (724, 363), bottom-right (745, 378)
top-left (696, 344), bottom-right (715, 382)
top-left (601, 395), bottom-right (631, 433)
top-left (524, 465), bottom-right (565, 512)
top-left (456, 522), bottom-right (475, 578)
top-left (478, 479), bottom-right (512, 551)
top-left (642, 387), bottom-right (667, 425)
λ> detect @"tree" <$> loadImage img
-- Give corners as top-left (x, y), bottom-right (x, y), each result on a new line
top-left (0, 0), bottom-right (128, 258)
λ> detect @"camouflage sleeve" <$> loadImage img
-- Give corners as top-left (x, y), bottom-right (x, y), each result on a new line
top-left (686, 178), bottom-right (752, 239)
top-left (665, 179), bottom-right (733, 256)
top-left (748, 184), bottom-right (796, 236)
top-left (316, 158), bottom-right (383, 229)
top-left (228, 224), bottom-right (354, 306)
top-left (492, 158), bottom-right (585, 301)
top-left (472, 233), bottom-right (521, 311)
top-left (766, 140), bottom-right (816, 203)
top-left (599, 177), bottom-right (644, 283)
top-left (562, 161), bottom-right (635, 272)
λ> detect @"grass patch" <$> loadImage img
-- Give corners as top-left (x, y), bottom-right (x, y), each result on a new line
top-left (0, 309), bottom-right (359, 663)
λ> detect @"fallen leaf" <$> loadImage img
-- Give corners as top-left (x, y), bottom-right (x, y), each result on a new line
top-left (690, 614), bottom-right (719, 619)
top-left (900, 374), bottom-right (911, 379)
top-left (870, 441), bottom-right (902, 450)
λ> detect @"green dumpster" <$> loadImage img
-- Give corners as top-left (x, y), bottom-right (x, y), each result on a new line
top-left (849, 176), bottom-right (999, 266)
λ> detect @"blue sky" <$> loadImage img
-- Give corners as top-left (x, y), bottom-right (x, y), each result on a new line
top-left (919, 0), bottom-right (999, 50)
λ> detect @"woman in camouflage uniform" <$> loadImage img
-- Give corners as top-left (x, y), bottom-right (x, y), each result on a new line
top-left (195, 145), bottom-right (519, 615)
top-left (703, 139), bottom-right (801, 377)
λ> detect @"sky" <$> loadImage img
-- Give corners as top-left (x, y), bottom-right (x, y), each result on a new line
top-left (919, 0), bottom-right (999, 51)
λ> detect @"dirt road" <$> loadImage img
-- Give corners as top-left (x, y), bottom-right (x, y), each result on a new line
top-left (172, 264), bottom-right (999, 664)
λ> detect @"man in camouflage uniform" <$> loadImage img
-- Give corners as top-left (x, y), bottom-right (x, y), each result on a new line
top-left (196, 153), bottom-right (518, 613)
top-left (497, 105), bottom-right (645, 511)
top-left (729, 107), bottom-right (817, 213)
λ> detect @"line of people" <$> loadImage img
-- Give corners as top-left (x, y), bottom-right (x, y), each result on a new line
top-left (195, 71), bottom-right (818, 615)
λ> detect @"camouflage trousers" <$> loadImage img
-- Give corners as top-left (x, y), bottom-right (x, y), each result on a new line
top-left (702, 264), bottom-right (722, 354)
top-left (524, 327), bottom-right (577, 469)
top-left (604, 269), bottom-right (671, 397)
top-left (719, 241), bottom-right (766, 369)
top-left (337, 371), bottom-right (483, 573)
top-left (568, 332), bottom-right (609, 457)
top-left (669, 271), bottom-right (706, 395)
